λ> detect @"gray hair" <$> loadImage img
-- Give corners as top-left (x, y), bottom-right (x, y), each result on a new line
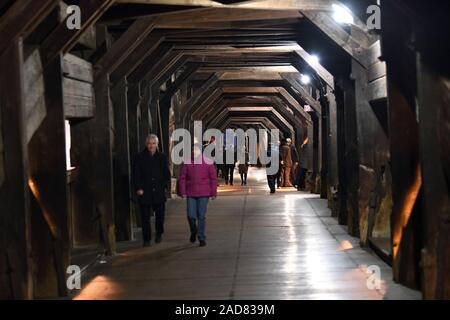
top-left (146, 134), bottom-right (159, 145)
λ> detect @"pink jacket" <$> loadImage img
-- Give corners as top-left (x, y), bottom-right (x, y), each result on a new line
top-left (178, 156), bottom-right (217, 198)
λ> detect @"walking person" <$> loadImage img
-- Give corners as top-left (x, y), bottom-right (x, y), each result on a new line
top-left (266, 144), bottom-right (279, 194)
top-left (178, 146), bottom-right (217, 247)
top-left (132, 134), bottom-right (171, 247)
top-left (280, 139), bottom-right (294, 187)
top-left (238, 146), bottom-right (249, 185)
top-left (223, 144), bottom-right (236, 185)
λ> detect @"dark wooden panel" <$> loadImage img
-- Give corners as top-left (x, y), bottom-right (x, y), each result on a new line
top-left (63, 78), bottom-right (95, 119)
top-left (28, 55), bottom-right (69, 298)
top-left (111, 78), bottom-right (133, 241)
top-left (0, 39), bottom-right (32, 300)
top-left (63, 54), bottom-right (94, 83)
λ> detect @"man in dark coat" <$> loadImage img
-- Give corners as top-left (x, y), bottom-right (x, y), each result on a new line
top-left (132, 134), bottom-right (171, 246)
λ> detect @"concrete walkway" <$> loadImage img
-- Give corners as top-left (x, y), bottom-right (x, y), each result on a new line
top-left (74, 167), bottom-right (421, 300)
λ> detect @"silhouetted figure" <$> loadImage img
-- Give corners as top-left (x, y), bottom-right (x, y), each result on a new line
top-left (223, 144), bottom-right (236, 185)
top-left (238, 148), bottom-right (249, 185)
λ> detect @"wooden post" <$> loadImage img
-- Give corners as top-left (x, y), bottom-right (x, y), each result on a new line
top-left (327, 89), bottom-right (339, 204)
top-left (127, 84), bottom-right (141, 229)
top-left (28, 53), bottom-right (69, 298)
top-left (139, 84), bottom-right (152, 145)
top-left (0, 39), bottom-right (32, 300)
top-left (90, 73), bottom-right (116, 256)
top-left (417, 57), bottom-right (450, 298)
top-left (111, 79), bottom-right (133, 241)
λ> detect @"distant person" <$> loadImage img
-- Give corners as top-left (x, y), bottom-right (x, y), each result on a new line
top-left (178, 146), bottom-right (217, 247)
top-left (223, 144), bottom-right (236, 185)
top-left (266, 144), bottom-right (279, 194)
top-left (280, 139), bottom-right (294, 187)
top-left (132, 134), bottom-right (171, 247)
top-left (238, 146), bottom-right (249, 186)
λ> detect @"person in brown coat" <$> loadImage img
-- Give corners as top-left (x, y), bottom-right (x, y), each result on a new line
top-left (280, 139), bottom-right (293, 187)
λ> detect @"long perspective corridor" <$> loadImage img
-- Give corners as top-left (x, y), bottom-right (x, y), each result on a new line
top-left (0, 0), bottom-right (449, 302)
top-left (74, 168), bottom-right (420, 300)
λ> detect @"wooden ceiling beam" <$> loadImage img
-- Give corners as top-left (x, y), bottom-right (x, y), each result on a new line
top-left (0, 0), bottom-right (59, 55)
top-left (94, 17), bottom-right (156, 80)
top-left (111, 33), bottom-right (165, 84)
top-left (40, 0), bottom-right (114, 66)
top-left (116, 0), bottom-right (334, 11)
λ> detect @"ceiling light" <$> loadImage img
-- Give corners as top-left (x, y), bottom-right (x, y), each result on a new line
top-left (332, 3), bottom-right (354, 25)
top-left (301, 74), bottom-right (311, 85)
top-left (308, 54), bottom-right (320, 66)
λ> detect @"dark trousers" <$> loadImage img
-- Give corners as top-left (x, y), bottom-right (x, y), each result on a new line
top-left (139, 202), bottom-right (165, 242)
top-left (240, 173), bottom-right (247, 184)
top-left (291, 165), bottom-right (298, 187)
top-left (297, 168), bottom-right (307, 190)
top-left (224, 165), bottom-right (235, 185)
top-left (276, 169), bottom-right (281, 188)
top-left (267, 175), bottom-right (276, 193)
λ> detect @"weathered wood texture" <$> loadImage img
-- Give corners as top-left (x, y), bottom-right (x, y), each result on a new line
top-left (40, 0), bottom-right (114, 66)
top-left (28, 55), bottom-right (69, 298)
top-left (111, 79), bottom-right (133, 241)
top-left (23, 49), bottom-right (46, 143)
top-left (63, 54), bottom-right (95, 119)
top-left (90, 74), bottom-right (117, 256)
top-left (0, 39), bottom-right (32, 300)
top-left (0, 0), bottom-right (59, 55)
top-left (350, 35), bottom-right (391, 249)
top-left (417, 57), bottom-right (450, 299)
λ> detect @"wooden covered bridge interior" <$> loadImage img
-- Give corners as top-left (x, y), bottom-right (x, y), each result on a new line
top-left (0, 0), bottom-right (449, 300)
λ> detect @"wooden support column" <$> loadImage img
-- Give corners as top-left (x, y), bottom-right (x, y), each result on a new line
top-left (381, 0), bottom-right (450, 298)
top-left (381, 2), bottom-right (421, 289)
top-left (139, 85), bottom-right (152, 147)
top-left (342, 79), bottom-right (359, 235)
top-left (319, 92), bottom-right (329, 199)
top-left (352, 42), bottom-right (391, 248)
top-left (159, 92), bottom-right (171, 155)
top-left (28, 54), bottom-right (69, 298)
top-left (127, 85), bottom-right (141, 162)
top-left (310, 111), bottom-right (320, 194)
top-left (150, 87), bottom-right (160, 138)
top-left (417, 56), bottom-right (450, 299)
top-left (88, 27), bottom-right (116, 256)
top-left (326, 88), bottom-right (339, 210)
top-left (0, 39), bottom-right (32, 300)
top-left (111, 79), bottom-right (133, 241)
top-left (127, 84), bottom-right (141, 229)
top-left (90, 73), bottom-right (116, 256)
top-left (335, 80), bottom-right (348, 225)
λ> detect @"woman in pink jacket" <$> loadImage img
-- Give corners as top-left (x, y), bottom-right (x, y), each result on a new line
top-left (178, 147), bottom-right (217, 247)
